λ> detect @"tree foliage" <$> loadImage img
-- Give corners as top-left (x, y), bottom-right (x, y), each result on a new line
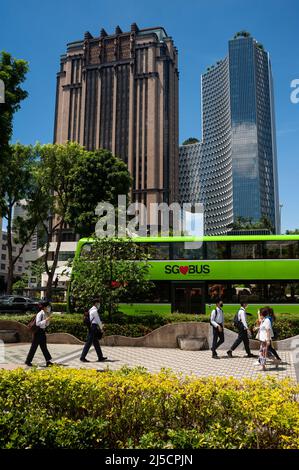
top-left (0, 144), bottom-right (43, 293)
top-left (32, 142), bottom-right (131, 298)
top-left (0, 52), bottom-right (28, 162)
top-left (232, 215), bottom-right (274, 233)
top-left (182, 137), bottom-right (200, 146)
top-left (71, 237), bottom-right (154, 320)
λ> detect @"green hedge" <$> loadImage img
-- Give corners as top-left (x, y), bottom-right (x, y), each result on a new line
top-left (51, 303), bottom-right (67, 312)
top-left (0, 368), bottom-right (299, 449)
top-left (1, 311), bottom-right (299, 340)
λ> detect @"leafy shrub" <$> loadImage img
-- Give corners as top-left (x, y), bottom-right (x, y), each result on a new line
top-left (0, 368), bottom-right (298, 449)
top-left (1, 312), bottom-right (299, 340)
top-left (51, 303), bottom-right (67, 313)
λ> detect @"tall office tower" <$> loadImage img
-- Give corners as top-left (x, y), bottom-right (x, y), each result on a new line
top-left (180, 33), bottom-right (280, 235)
top-left (228, 34), bottom-right (279, 233)
top-left (54, 23), bottom-right (179, 209)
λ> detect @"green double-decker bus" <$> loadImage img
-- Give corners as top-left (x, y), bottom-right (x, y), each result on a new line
top-left (70, 235), bottom-right (299, 315)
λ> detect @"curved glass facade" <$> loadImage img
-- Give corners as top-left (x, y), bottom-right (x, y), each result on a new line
top-left (179, 35), bottom-right (279, 235)
top-left (201, 57), bottom-right (233, 234)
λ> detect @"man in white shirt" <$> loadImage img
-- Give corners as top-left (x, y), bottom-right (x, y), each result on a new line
top-left (227, 302), bottom-right (255, 358)
top-left (80, 298), bottom-right (107, 362)
top-left (210, 298), bottom-right (225, 359)
top-left (25, 301), bottom-right (53, 367)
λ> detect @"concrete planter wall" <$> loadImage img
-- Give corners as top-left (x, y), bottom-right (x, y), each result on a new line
top-left (0, 319), bottom-right (298, 351)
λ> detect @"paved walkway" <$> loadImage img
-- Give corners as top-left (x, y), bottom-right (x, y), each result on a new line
top-left (1, 343), bottom-right (298, 382)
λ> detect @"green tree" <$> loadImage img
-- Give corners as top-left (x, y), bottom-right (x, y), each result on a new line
top-left (34, 142), bottom-right (131, 299)
top-left (286, 229), bottom-right (299, 234)
top-left (182, 137), bottom-right (200, 146)
top-left (12, 273), bottom-right (29, 294)
top-left (232, 215), bottom-right (274, 233)
top-left (0, 144), bottom-right (44, 294)
top-left (67, 147), bottom-right (132, 236)
top-left (71, 237), bottom-right (153, 320)
top-left (0, 52), bottom-right (28, 163)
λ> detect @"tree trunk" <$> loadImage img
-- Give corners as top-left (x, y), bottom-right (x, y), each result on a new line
top-left (45, 219), bottom-right (64, 299)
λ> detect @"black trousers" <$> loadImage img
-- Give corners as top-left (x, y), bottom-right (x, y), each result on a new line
top-left (80, 324), bottom-right (104, 360)
top-left (268, 342), bottom-right (281, 360)
top-left (231, 328), bottom-right (251, 355)
top-left (26, 329), bottom-right (52, 363)
top-left (212, 325), bottom-right (224, 353)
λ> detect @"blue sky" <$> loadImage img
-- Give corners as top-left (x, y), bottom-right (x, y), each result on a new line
top-left (1, 0), bottom-right (298, 232)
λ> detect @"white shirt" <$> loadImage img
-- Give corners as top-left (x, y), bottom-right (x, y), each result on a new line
top-left (210, 307), bottom-right (224, 328)
top-left (89, 306), bottom-right (103, 329)
top-left (237, 307), bottom-right (248, 330)
top-left (35, 310), bottom-right (49, 329)
top-left (259, 317), bottom-right (273, 342)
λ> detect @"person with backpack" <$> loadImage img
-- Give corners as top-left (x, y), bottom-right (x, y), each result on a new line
top-left (25, 301), bottom-right (53, 367)
top-left (80, 298), bottom-right (107, 363)
top-left (210, 298), bottom-right (225, 359)
top-left (227, 301), bottom-right (256, 358)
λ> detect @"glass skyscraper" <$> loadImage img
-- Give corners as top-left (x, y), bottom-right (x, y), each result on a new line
top-left (180, 33), bottom-right (280, 234)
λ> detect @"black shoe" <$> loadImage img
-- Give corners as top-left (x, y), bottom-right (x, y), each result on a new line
top-left (97, 357), bottom-right (107, 362)
top-left (80, 358), bottom-right (90, 362)
top-left (212, 353), bottom-right (219, 359)
top-left (46, 361), bottom-right (54, 367)
top-left (25, 361), bottom-right (33, 367)
top-left (227, 350), bottom-right (233, 358)
top-left (246, 353), bottom-right (257, 358)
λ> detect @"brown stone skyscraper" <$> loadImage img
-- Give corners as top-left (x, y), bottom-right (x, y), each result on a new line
top-left (54, 23), bottom-right (179, 207)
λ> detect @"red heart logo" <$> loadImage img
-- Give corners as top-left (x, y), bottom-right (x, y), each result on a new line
top-left (179, 266), bottom-right (189, 275)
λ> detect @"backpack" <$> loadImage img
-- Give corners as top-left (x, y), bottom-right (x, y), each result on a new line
top-left (28, 314), bottom-right (39, 333)
top-left (233, 310), bottom-right (244, 330)
top-left (210, 309), bottom-right (217, 326)
top-left (83, 309), bottom-right (91, 328)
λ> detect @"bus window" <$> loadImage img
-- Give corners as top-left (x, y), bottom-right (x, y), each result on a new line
top-left (207, 283), bottom-right (229, 302)
top-left (172, 242), bottom-right (203, 260)
top-left (147, 243), bottom-right (170, 260)
top-left (206, 242), bottom-right (230, 260)
top-left (230, 242), bottom-right (264, 259)
top-left (265, 241), bottom-right (299, 259)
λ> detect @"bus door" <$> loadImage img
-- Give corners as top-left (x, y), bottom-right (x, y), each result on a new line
top-left (171, 282), bottom-right (205, 314)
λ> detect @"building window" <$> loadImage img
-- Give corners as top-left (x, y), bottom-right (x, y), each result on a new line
top-left (2, 234), bottom-right (7, 240)
top-left (2, 245), bottom-right (6, 251)
top-left (18, 266), bottom-right (22, 272)
top-left (1, 254), bottom-right (6, 260)
top-left (1, 264), bottom-right (5, 270)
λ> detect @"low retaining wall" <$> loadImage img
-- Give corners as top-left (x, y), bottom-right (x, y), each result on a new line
top-left (0, 319), bottom-right (298, 350)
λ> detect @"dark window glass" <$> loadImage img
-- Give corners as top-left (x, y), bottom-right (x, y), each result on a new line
top-left (207, 283), bottom-right (230, 303)
top-left (206, 242), bottom-right (230, 259)
top-left (13, 297), bottom-right (25, 303)
top-left (228, 282), bottom-right (299, 304)
top-left (230, 242), bottom-right (264, 259)
top-left (173, 242), bottom-right (203, 260)
top-left (265, 241), bottom-right (299, 259)
top-left (147, 243), bottom-right (170, 260)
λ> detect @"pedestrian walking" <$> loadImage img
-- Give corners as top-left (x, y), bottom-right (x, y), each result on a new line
top-left (210, 298), bottom-right (225, 359)
top-left (227, 302), bottom-right (256, 358)
top-left (80, 298), bottom-right (107, 363)
top-left (255, 307), bottom-right (281, 366)
top-left (257, 309), bottom-right (273, 370)
top-left (267, 307), bottom-right (281, 361)
top-left (25, 301), bottom-right (53, 367)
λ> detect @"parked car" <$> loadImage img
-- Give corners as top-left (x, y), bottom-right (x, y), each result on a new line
top-left (0, 296), bottom-right (40, 313)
